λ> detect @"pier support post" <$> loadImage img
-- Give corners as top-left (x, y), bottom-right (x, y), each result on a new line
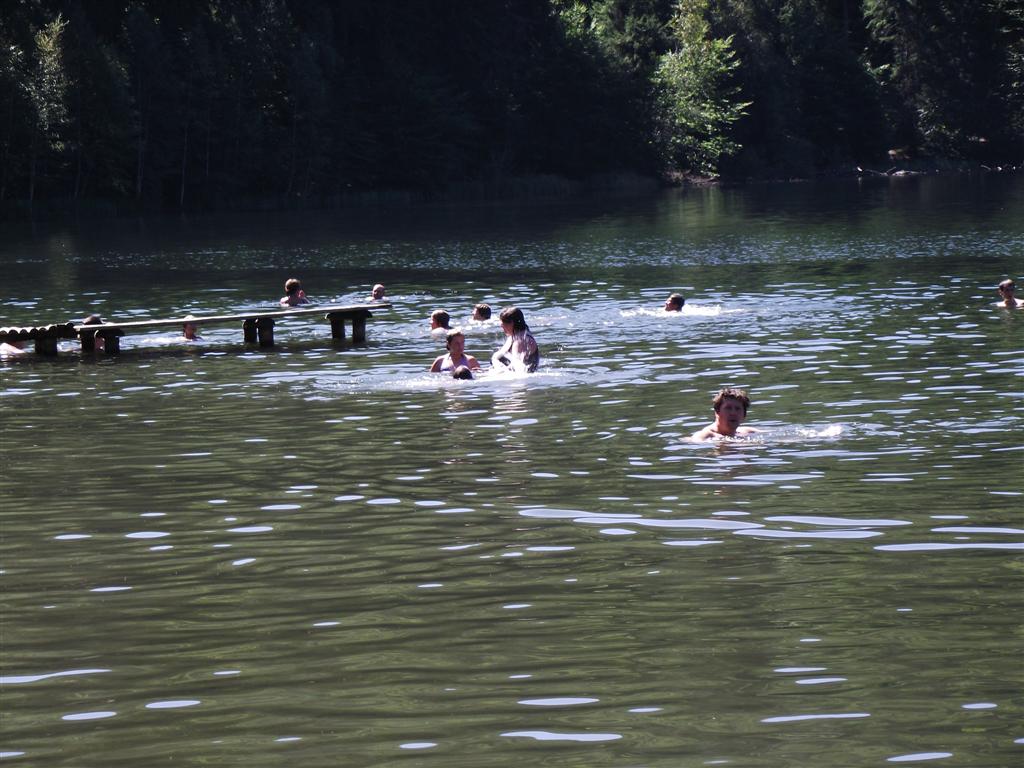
top-left (243, 318), bottom-right (258, 344)
top-left (256, 317), bottom-right (275, 347)
top-left (101, 331), bottom-right (122, 355)
top-left (328, 313), bottom-right (346, 340)
top-left (352, 311), bottom-right (370, 344)
top-left (35, 335), bottom-right (58, 355)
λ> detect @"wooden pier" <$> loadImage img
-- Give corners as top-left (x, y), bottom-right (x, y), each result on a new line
top-left (0, 303), bottom-right (391, 356)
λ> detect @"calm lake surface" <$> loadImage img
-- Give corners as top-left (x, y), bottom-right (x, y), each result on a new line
top-left (1, 175), bottom-right (1022, 767)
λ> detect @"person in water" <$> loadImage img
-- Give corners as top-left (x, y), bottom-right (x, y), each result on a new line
top-left (280, 278), bottom-right (309, 307)
top-left (997, 279), bottom-right (1023, 308)
top-left (452, 365), bottom-right (474, 380)
top-left (430, 309), bottom-right (451, 334)
top-left (182, 315), bottom-right (201, 341)
top-left (665, 293), bottom-right (685, 311)
top-left (473, 303), bottom-right (492, 321)
top-left (492, 306), bottom-right (539, 373)
top-left (370, 283), bottom-right (386, 301)
top-left (691, 388), bottom-right (758, 441)
top-left (0, 338), bottom-right (27, 357)
top-left (431, 329), bottom-right (481, 373)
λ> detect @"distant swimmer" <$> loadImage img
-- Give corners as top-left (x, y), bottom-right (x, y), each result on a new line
top-left (473, 303), bottom-right (492, 321)
top-left (664, 293), bottom-right (685, 312)
top-left (430, 309), bottom-right (451, 335)
top-left (280, 278), bottom-right (309, 307)
top-left (691, 387), bottom-right (758, 441)
top-left (0, 339), bottom-right (27, 357)
top-left (370, 283), bottom-right (386, 301)
top-left (431, 329), bottom-right (482, 373)
top-left (182, 315), bottom-right (201, 341)
top-left (492, 306), bottom-right (539, 373)
top-left (997, 279), bottom-right (1023, 309)
top-left (452, 365), bottom-right (474, 380)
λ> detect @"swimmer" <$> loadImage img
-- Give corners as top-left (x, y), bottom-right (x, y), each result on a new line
top-left (430, 309), bottom-right (451, 334)
top-left (997, 279), bottom-right (1023, 309)
top-left (473, 303), bottom-right (492, 321)
top-left (452, 365), bottom-right (474, 380)
top-left (664, 293), bottom-right (685, 312)
top-left (182, 315), bottom-right (201, 341)
top-left (492, 306), bottom-right (539, 373)
top-left (0, 339), bottom-right (27, 357)
top-left (280, 278), bottom-right (309, 307)
top-left (691, 387), bottom-right (758, 441)
top-left (431, 329), bottom-right (481, 373)
top-left (370, 283), bottom-right (386, 301)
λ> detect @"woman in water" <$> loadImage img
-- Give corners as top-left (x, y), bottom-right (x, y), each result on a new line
top-left (430, 329), bottom-right (481, 373)
top-left (492, 306), bottom-right (539, 373)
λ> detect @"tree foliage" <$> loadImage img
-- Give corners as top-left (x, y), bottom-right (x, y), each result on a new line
top-left (0, 0), bottom-right (1019, 214)
top-left (651, 0), bottom-right (749, 176)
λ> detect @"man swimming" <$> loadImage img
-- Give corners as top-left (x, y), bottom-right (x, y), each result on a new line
top-left (691, 387), bottom-right (758, 441)
top-left (997, 279), bottom-right (1023, 309)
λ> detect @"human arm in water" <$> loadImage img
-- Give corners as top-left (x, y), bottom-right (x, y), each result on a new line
top-left (492, 333), bottom-right (538, 373)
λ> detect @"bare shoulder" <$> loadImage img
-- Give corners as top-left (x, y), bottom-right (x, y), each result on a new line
top-left (690, 425), bottom-right (716, 442)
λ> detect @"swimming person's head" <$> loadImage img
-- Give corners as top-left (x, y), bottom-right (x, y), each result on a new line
top-left (998, 279), bottom-right (1016, 298)
top-left (473, 303), bottom-right (492, 321)
top-left (499, 306), bottom-right (528, 334)
top-left (452, 365), bottom-right (473, 380)
top-left (665, 293), bottom-right (685, 311)
top-left (713, 387), bottom-right (750, 415)
top-left (371, 283), bottom-right (386, 300)
top-left (431, 309), bottom-right (451, 330)
top-left (284, 278), bottom-right (303, 296)
top-left (445, 329), bottom-right (466, 356)
top-left (182, 314), bottom-right (199, 340)
top-left (82, 314), bottom-right (103, 325)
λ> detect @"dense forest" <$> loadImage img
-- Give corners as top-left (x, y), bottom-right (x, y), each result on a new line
top-left (2, 0), bottom-right (1022, 215)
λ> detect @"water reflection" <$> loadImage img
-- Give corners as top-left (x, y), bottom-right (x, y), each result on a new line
top-left (1, 177), bottom-right (1022, 767)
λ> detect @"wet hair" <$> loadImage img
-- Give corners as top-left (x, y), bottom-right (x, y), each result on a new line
top-left (452, 365), bottom-right (473, 380)
top-left (666, 293), bottom-right (685, 310)
top-left (284, 278), bottom-right (303, 295)
top-left (473, 303), bottom-right (492, 320)
top-left (499, 306), bottom-right (528, 333)
top-left (445, 328), bottom-right (464, 349)
top-left (371, 283), bottom-right (385, 299)
top-left (713, 387), bottom-right (750, 414)
top-left (998, 279), bottom-right (1016, 293)
top-left (82, 314), bottom-right (103, 325)
top-left (431, 309), bottom-right (450, 329)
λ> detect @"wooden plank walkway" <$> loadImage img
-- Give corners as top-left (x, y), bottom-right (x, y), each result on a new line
top-left (0, 303), bottom-right (391, 355)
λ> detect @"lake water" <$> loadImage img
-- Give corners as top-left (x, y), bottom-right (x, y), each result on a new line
top-left (1, 175), bottom-right (1022, 767)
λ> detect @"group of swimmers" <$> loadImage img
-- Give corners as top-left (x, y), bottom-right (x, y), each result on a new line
top-left (277, 278), bottom-right (540, 379)
top-left (4, 278), bottom-right (1020, 442)
top-left (428, 304), bottom-right (540, 379)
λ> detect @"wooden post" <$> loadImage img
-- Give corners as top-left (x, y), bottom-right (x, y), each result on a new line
top-left (243, 318), bottom-right (258, 344)
top-left (101, 331), bottom-right (122, 355)
top-left (327, 313), bottom-right (346, 340)
top-left (256, 317), bottom-right (275, 347)
top-left (35, 328), bottom-right (58, 355)
top-left (351, 311), bottom-right (370, 343)
top-left (80, 330), bottom-right (97, 353)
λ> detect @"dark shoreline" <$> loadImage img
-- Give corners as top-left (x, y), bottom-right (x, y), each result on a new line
top-left (3, 163), bottom-right (1020, 224)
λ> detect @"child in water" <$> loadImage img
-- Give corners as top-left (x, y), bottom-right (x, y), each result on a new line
top-left (431, 329), bottom-right (481, 373)
top-left (280, 278), bottom-right (309, 307)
